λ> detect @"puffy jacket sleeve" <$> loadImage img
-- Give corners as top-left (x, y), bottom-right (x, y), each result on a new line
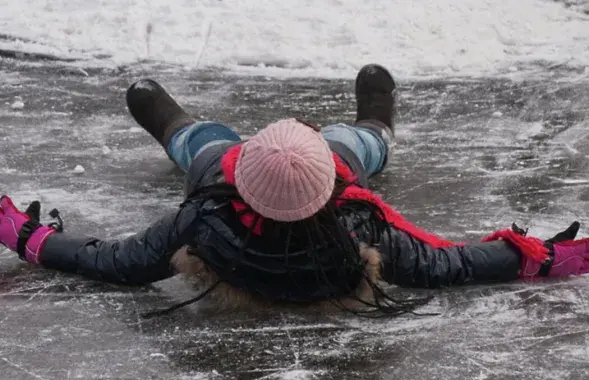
top-left (379, 226), bottom-right (522, 288)
top-left (38, 201), bottom-right (201, 286)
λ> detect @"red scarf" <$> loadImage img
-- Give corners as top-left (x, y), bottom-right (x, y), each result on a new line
top-left (220, 145), bottom-right (550, 263)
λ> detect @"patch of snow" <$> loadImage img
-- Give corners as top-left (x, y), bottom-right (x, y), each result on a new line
top-left (10, 100), bottom-right (24, 109)
top-left (1, 0), bottom-right (589, 79)
top-left (273, 370), bottom-right (323, 380)
top-left (515, 122), bottom-right (545, 141)
top-left (230, 323), bottom-right (339, 333)
top-left (175, 372), bottom-right (221, 380)
top-left (72, 164), bottom-right (85, 174)
top-left (148, 353), bottom-right (167, 360)
top-left (550, 178), bottom-right (589, 185)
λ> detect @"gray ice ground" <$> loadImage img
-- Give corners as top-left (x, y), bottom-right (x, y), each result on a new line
top-left (1, 58), bottom-right (589, 380)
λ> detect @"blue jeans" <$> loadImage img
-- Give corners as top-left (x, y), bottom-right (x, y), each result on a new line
top-left (167, 121), bottom-right (389, 176)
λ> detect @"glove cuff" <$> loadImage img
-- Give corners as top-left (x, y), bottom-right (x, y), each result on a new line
top-left (22, 226), bottom-right (56, 264)
top-left (538, 242), bottom-right (555, 276)
top-left (16, 219), bottom-right (41, 260)
top-left (482, 228), bottom-right (551, 263)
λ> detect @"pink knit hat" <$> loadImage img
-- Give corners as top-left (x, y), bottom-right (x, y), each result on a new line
top-left (234, 118), bottom-right (336, 222)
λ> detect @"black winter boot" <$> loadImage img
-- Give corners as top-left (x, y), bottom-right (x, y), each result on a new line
top-left (126, 79), bottom-right (195, 155)
top-left (354, 64), bottom-right (396, 142)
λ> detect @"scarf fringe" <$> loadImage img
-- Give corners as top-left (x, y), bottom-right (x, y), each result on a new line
top-left (480, 229), bottom-right (550, 263)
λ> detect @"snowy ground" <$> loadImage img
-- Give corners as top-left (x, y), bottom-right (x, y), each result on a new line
top-left (2, 0), bottom-right (589, 379)
top-left (2, 0), bottom-right (589, 79)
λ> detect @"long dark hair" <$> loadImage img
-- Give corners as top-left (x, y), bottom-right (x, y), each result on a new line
top-left (178, 175), bottom-right (433, 319)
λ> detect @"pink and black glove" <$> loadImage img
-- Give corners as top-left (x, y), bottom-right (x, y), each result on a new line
top-left (513, 222), bottom-right (589, 280)
top-left (0, 195), bottom-right (63, 264)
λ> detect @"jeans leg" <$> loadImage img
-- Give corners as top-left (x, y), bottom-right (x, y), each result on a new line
top-left (321, 123), bottom-right (389, 176)
top-left (167, 121), bottom-right (241, 172)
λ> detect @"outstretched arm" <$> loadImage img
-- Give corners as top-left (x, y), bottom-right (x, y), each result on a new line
top-left (379, 227), bottom-right (522, 288)
top-left (0, 196), bottom-right (202, 286)
top-left (377, 220), bottom-right (587, 288)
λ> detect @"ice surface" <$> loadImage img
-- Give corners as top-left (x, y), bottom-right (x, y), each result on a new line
top-left (1, 0), bottom-right (589, 79)
top-left (2, 62), bottom-right (589, 379)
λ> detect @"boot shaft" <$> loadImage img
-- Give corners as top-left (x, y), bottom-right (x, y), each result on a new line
top-left (126, 79), bottom-right (195, 151)
top-left (355, 64), bottom-right (396, 137)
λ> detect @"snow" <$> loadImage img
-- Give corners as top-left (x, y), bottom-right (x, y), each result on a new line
top-left (550, 178), bottom-right (589, 185)
top-left (72, 164), bottom-right (85, 174)
top-left (2, 0), bottom-right (589, 79)
top-left (10, 100), bottom-right (24, 110)
top-left (515, 122), bottom-right (545, 141)
top-left (276, 370), bottom-right (322, 379)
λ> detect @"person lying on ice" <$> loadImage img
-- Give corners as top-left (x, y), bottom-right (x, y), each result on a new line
top-left (1, 64), bottom-right (588, 317)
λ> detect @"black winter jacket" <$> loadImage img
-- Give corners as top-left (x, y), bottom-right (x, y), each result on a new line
top-left (40, 142), bottom-right (522, 290)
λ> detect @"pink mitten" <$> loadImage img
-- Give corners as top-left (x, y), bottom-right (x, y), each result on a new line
top-left (0, 196), bottom-right (59, 264)
top-left (521, 239), bottom-right (589, 280)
